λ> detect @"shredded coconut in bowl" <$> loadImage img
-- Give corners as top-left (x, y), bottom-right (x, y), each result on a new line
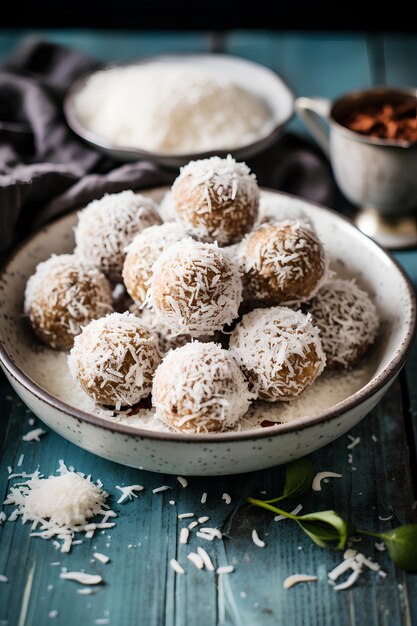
top-left (73, 62), bottom-right (273, 153)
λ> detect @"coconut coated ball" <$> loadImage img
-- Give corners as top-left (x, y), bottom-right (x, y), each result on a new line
top-left (239, 221), bottom-right (327, 305)
top-left (230, 306), bottom-right (326, 401)
top-left (256, 193), bottom-right (314, 229)
top-left (306, 278), bottom-right (379, 368)
top-left (68, 312), bottom-right (161, 409)
top-left (152, 342), bottom-right (254, 433)
top-left (171, 154), bottom-right (259, 245)
top-left (24, 254), bottom-right (113, 350)
top-left (148, 238), bottom-right (242, 336)
top-left (74, 190), bottom-right (161, 282)
top-left (129, 304), bottom-right (221, 356)
top-left (122, 222), bottom-right (187, 306)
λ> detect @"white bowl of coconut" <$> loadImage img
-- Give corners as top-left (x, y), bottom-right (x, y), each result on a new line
top-left (0, 155), bottom-right (415, 475)
top-left (64, 53), bottom-right (294, 167)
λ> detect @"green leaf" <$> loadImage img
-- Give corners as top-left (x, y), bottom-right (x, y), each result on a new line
top-left (379, 525), bottom-right (417, 573)
top-left (246, 498), bottom-right (300, 520)
top-left (296, 510), bottom-right (354, 550)
top-left (248, 496), bottom-right (353, 552)
top-left (264, 457), bottom-right (314, 504)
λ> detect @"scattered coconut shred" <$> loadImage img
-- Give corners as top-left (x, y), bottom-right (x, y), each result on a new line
top-left (3, 461), bottom-right (116, 553)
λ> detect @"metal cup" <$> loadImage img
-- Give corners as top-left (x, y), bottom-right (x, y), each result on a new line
top-left (295, 87), bottom-right (417, 248)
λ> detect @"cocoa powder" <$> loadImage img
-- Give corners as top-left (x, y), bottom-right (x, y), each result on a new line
top-left (342, 97), bottom-right (417, 142)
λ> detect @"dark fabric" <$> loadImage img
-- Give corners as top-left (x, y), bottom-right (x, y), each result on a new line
top-left (0, 36), bottom-right (336, 255)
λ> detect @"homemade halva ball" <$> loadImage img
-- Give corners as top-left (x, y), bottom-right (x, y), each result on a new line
top-left (122, 222), bottom-right (187, 306)
top-left (74, 190), bottom-right (161, 282)
top-left (255, 193), bottom-right (313, 229)
top-left (239, 221), bottom-right (327, 305)
top-left (68, 312), bottom-right (161, 409)
top-left (230, 306), bottom-right (326, 401)
top-left (306, 278), bottom-right (379, 368)
top-left (152, 342), bottom-right (254, 433)
top-left (24, 254), bottom-right (113, 350)
top-left (171, 154), bottom-right (260, 245)
top-left (148, 238), bottom-right (242, 336)
top-left (129, 304), bottom-right (220, 356)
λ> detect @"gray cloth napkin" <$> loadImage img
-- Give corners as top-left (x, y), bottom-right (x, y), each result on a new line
top-left (0, 36), bottom-right (336, 255)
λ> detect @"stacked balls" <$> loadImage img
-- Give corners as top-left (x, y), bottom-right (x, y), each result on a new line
top-left (24, 155), bottom-right (379, 433)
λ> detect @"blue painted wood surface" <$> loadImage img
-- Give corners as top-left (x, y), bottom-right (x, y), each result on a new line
top-left (1, 29), bottom-right (417, 626)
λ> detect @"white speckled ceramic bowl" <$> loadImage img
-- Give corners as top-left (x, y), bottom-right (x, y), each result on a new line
top-left (0, 188), bottom-right (415, 475)
top-left (64, 53), bottom-right (294, 168)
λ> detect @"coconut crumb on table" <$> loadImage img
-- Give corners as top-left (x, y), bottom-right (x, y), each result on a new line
top-left (116, 484), bottom-right (144, 503)
top-left (274, 504), bottom-right (302, 521)
top-left (252, 529), bottom-right (266, 548)
top-left (178, 513), bottom-right (194, 519)
top-left (312, 471), bottom-right (342, 491)
top-left (22, 428), bottom-right (46, 442)
top-left (170, 559), bottom-right (185, 575)
top-left (60, 572), bottom-right (103, 585)
top-left (187, 553), bottom-right (204, 570)
top-left (283, 574), bottom-right (318, 589)
top-left (347, 435), bottom-right (361, 450)
top-left (197, 547), bottom-right (214, 571)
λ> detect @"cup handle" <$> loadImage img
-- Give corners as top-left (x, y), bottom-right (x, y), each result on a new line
top-left (295, 97), bottom-right (331, 158)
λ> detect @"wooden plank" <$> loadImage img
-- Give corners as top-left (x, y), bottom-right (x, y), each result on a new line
top-left (383, 35), bottom-right (417, 86)
top-left (384, 28), bottom-right (417, 477)
top-left (226, 31), bottom-right (373, 97)
top-left (0, 29), bottom-right (212, 64)
top-left (1, 373), bottom-right (416, 626)
top-left (394, 250), bottom-right (417, 526)
top-left (225, 31), bottom-right (372, 135)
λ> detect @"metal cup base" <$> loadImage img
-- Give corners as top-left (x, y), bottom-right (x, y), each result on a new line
top-left (353, 206), bottom-right (417, 250)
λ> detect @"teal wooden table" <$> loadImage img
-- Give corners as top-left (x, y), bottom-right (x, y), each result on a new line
top-left (1, 29), bottom-right (417, 626)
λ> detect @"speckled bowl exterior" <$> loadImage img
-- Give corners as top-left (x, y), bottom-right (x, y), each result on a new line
top-left (0, 188), bottom-right (415, 475)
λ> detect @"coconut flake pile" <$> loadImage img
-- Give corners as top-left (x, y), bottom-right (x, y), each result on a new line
top-left (73, 63), bottom-right (273, 153)
top-left (152, 342), bottom-right (254, 433)
top-left (171, 154), bottom-right (260, 245)
top-left (148, 238), bottom-right (242, 336)
top-left (230, 306), bottom-right (326, 401)
top-left (123, 222), bottom-right (187, 305)
top-left (68, 311), bottom-right (161, 409)
top-left (3, 463), bottom-right (116, 553)
top-left (74, 190), bottom-right (161, 281)
top-left (307, 279), bottom-right (379, 368)
top-left (24, 254), bottom-right (113, 349)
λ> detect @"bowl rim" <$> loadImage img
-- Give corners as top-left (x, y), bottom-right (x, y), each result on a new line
top-left (63, 52), bottom-right (295, 162)
top-left (0, 187), bottom-right (416, 443)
